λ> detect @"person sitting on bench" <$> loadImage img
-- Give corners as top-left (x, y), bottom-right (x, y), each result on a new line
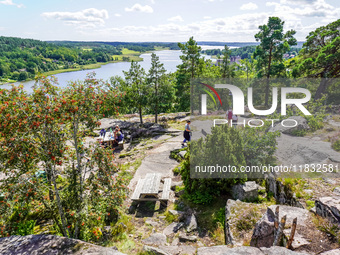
top-left (113, 126), bottom-right (123, 146)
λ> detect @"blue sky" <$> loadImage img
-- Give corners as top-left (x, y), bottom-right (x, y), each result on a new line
top-left (0, 0), bottom-right (339, 42)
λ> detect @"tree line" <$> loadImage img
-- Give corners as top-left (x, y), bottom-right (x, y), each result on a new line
top-left (114, 17), bottom-right (340, 125)
top-left (0, 37), bottom-right (180, 83)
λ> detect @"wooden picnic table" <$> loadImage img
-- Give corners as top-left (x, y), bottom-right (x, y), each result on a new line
top-left (131, 173), bottom-right (171, 205)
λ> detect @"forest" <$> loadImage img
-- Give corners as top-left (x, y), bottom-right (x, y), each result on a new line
top-left (0, 37), bottom-right (179, 82)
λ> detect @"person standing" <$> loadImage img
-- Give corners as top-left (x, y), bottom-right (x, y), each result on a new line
top-left (226, 108), bottom-right (233, 127)
top-left (232, 114), bottom-right (238, 127)
top-left (182, 120), bottom-right (191, 147)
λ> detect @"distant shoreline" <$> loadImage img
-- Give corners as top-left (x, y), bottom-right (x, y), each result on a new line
top-left (0, 47), bottom-right (171, 86)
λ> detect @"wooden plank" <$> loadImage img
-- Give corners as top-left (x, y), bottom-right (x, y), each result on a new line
top-left (131, 179), bottom-right (145, 200)
top-left (161, 178), bottom-right (171, 200)
top-left (141, 173), bottom-right (161, 195)
top-left (134, 197), bottom-right (159, 202)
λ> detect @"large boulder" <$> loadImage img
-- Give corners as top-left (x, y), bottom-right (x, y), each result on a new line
top-left (268, 116), bottom-right (309, 135)
top-left (250, 205), bottom-right (309, 248)
top-left (315, 197), bottom-right (340, 224)
top-left (0, 234), bottom-right (126, 255)
top-left (232, 181), bottom-right (259, 201)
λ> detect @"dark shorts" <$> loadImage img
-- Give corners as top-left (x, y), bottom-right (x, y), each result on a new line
top-left (184, 131), bottom-right (190, 141)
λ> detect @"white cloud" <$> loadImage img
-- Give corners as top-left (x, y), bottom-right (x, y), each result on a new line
top-left (203, 16), bottom-right (212, 19)
top-left (280, 0), bottom-right (317, 4)
top-left (114, 13), bottom-right (121, 17)
top-left (41, 8), bottom-right (109, 28)
top-left (125, 3), bottom-right (153, 13)
top-left (0, 0), bottom-right (23, 8)
top-left (267, 0), bottom-right (339, 18)
top-left (240, 2), bottom-right (258, 10)
top-left (167, 15), bottom-right (183, 22)
top-left (93, 12), bottom-right (271, 42)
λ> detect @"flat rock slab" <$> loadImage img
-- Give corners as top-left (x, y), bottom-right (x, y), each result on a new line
top-left (197, 245), bottom-right (308, 255)
top-left (163, 222), bottom-right (183, 236)
top-left (143, 245), bottom-right (171, 255)
top-left (260, 246), bottom-right (309, 255)
top-left (0, 234), bottom-right (126, 255)
top-left (319, 249), bottom-right (340, 255)
top-left (197, 246), bottom-right (262, 255)
top-left (267, 205), bottom-right (309, 224)
top-left (159, 245), bottom-right (196, 255)
top-left (275, 134), bottom-right (340, 166)
top-left (142, 233), bottom-right (167, 246)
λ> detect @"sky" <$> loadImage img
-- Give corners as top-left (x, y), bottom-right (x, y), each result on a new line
top-left (0, 0), bottom-right (339, 42)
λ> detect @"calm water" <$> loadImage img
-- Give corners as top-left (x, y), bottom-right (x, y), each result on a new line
top-left (2, 47), bottom-right (217, 92)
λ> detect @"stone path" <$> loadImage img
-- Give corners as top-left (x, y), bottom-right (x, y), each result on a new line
top-left (128, 129), bottom-right (182, 190)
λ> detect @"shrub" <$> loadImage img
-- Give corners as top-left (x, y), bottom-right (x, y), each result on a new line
top-left (332, 140), bottom-right (340, 152)
top-left (180, 124), bottom-right (279, 204)
top-left (236, 208), bottom-right (259, 232)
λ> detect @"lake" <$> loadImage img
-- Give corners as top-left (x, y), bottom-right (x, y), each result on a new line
top-left (2, 46), bottom-right (221, 92)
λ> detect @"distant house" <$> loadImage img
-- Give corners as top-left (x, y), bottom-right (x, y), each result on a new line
top-left (214, 55), bottom-right (241, 66)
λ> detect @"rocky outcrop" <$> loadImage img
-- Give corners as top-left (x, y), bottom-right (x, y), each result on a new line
top-left (250, 205), bottom-right (310, 249)
top-left (0, 234), bottom-right (126, 255)
top-left (315, 197), bottom-right (340, 224)
top-left (268, 116), bottom-right (309, 135)
top-left (266, 174), bottom-right (304, 208)
top-left (102, 121), bottom-right (168, 141)
top-left (232, 181), bottom-right (259, 201)
top-left (197, 245), bottom-right (308, 255)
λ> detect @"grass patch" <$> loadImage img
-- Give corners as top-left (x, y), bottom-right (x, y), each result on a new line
top-left (313, 215), bottom-right (340, 243)
top-left (235, 207), bottom-right (260, 232)
top-left (306, 200), bottom-right (315, 209)
top-left (42, 62), bottom-right (107, 76)
top-left (332, 140), bottom-right (340, 152)
top-left (164, 210), bottom-right (179, 223)
top-left (112, 48), bottom-right (143, 62)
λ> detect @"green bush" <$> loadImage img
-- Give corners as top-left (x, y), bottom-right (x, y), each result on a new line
top-left (291, 129), bottom-right (307, 137)
top-left (332, 140), bottom-right (340, 152)
top-left (179, 124), bottom-right (279, 204)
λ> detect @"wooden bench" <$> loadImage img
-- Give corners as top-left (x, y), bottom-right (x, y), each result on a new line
top-left (117, 139), bottom-right (124, 150)
top-left (161, 178), bottom-right (172, 201)
top-left (131, 178), bottom-right (145, 201)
